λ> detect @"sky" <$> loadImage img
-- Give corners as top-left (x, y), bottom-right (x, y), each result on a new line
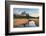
top-left (13, 8), bottom-right (39, 17)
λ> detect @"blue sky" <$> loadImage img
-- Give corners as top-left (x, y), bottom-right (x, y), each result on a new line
top-left (13, 8), bottom-right (39, 17)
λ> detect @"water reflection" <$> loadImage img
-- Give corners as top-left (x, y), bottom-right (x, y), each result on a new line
top-left (25, 21), bottom-right (37, 27)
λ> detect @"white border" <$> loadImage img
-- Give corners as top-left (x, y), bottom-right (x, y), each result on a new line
top-left (10, 5), bottom-right (43, 33)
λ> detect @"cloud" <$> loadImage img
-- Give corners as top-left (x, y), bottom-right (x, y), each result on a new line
top-left (29, 13), bottom-right (39, 17)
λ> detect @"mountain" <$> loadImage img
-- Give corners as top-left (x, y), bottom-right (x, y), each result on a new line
top-left (14, 12), bottom-right (39, 19)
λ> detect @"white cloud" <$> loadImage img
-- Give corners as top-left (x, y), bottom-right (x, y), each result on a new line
top-left (29, 13), bottom-right (39, 17)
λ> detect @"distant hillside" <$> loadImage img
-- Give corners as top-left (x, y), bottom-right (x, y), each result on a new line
top-left (14, 12), bottom-right (39, 19)
top-left (29, 15), bottom-right (39, 19)
top-left (14, 14), bottom-right (39, 19)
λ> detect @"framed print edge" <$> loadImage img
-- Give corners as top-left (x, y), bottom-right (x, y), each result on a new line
top-left (5, 1), bottom-right (45, 35)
